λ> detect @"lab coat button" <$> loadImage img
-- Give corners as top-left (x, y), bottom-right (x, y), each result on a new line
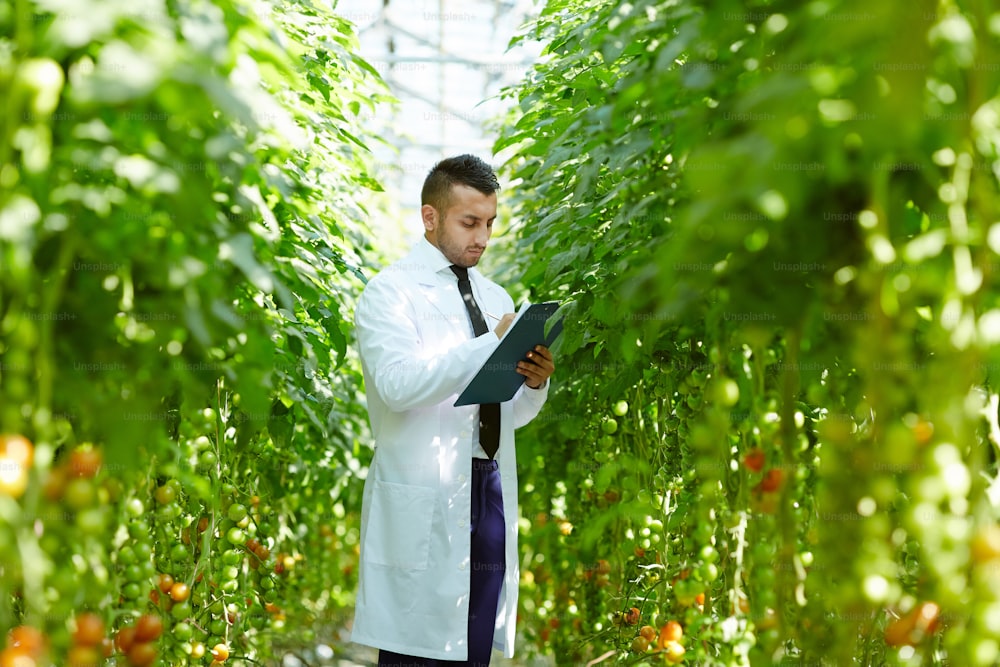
top-left (459, 562), bottom-right (466, 571)
top-left (457, 474), bottom-right (467, 482)
top-left (458, 519), bottom-right (467, 528)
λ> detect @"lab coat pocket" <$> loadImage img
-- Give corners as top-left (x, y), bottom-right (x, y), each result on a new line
top-left (364, 480), bottom-right (436, 570)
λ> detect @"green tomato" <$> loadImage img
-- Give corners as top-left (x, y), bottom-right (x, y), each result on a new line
top-left (128, 520), bottom-right (151, 540)
top-left (613, 400), bottom-right (629, 417)
top-left (222, 549), bottom-right (242, 566)
top-left (170, 544), bottom-right (190, 562)
top-left (125, 498), bottom-right (145, 518)
top-left (171, 601), bottom-right (192, 621)
top-left (63, 477), bottom-right (96, 510)
top-left (226, 527), bottom-right (245, 545)
top-left (601, 418), bottom-right (618, 435)
top-left (155, 484), bottom-right (177, 505)
top-left (198, 450), bottom-right (218, 469)
top-left (134, 541), bottom-right (153, 562)
top-left (713, 378), bottom-right (740, 407)
top-left (118, 545), bottom-right (137, 566)
top-left (122, 582), bottom-right (143, 599)
top-left (227, 504), bottom-right (248, 523)
top-left (699, 562), bottom-right (719, 582)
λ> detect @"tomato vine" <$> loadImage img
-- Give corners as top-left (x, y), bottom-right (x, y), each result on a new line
top-left (498, 0), bottom-right (1000, 665)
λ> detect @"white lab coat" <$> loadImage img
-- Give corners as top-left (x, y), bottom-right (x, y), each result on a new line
top-left (350, 237), bottom-right (549, 660)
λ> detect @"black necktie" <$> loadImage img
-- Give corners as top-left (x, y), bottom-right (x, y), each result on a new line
top-left (449, 265), bottom-right (501, 459)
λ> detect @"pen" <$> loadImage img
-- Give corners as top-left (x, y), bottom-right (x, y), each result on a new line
top-left (483, 310), bottom-right (501, 322)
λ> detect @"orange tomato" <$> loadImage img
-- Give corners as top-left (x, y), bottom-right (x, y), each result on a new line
top-left (211, 643), bottom-right (230, 661)
top-left (72, 612), bottom-right (105, 647)
top-left (169, 582), bottom-right (190, 603)
top-left (0, 435), bottom-right (33, 467)
top-left (67, 645), bottom-right (101, 667)
top-left (658, 620), bottom-right (683, 647)
top-left (157, 574), bottom-right (174, 594)
top-left (7, 626), bottom-right (45, 657)
top-left (884, 602), bottom-right (940, 647)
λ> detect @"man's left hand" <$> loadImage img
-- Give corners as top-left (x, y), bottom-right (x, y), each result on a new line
top-left (518, 345), bottom-right (555, 389)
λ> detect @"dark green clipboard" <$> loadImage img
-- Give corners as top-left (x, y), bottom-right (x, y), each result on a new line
top-left (454, 301), bottom-right (563, 406)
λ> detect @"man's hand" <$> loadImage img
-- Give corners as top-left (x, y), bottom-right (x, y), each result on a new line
top-left (495, 313), bottom-right (516, 339)
top-left (518, 345), bottom-right (555, 389)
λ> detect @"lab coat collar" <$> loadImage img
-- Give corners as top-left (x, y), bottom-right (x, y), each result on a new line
top-left (415, 236), bottom-right (486, 284)
top-left (416, 236), bottom-right (453, 276)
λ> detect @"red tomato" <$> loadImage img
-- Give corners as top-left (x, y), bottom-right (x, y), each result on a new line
top-left (157, 574), bottom-right (174, 594)
top-left (759, 468), bottom-right (784, 492)
top-left (126, 642), bottom-right (157, 667)
top-left (69, 448), bottom-right (102, 477)
top-left (743, 447), bottom-right (765, 473)
top-left (133, 614), bottom-right (163, 642)
top-left (115, 626), bottom-right (137, 653)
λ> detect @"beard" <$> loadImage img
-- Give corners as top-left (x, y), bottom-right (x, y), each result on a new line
top-left (436, 220), bottom-right (485, 268)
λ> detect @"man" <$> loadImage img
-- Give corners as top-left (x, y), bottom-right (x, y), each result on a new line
top-left (351, 155), bottom-right (555, 666)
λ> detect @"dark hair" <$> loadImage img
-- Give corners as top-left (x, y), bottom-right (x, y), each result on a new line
top-left (421, 154), bottom-right (500, 213)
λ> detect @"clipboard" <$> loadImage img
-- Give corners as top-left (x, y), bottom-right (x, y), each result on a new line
top-left (454, 301), bottom-right (563, 406)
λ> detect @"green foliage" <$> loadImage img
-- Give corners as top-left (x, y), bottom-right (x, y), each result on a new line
top-left (499, 0), bottom-right (1000, 664)
top-left (0, 0), bottom-right (387, 661)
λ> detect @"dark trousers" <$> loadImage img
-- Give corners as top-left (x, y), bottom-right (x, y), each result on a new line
top-left (378, 458), bottom-right (506, 667)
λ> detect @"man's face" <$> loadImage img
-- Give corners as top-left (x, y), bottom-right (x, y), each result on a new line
top-left (423, 184), bottom-right (497, 268)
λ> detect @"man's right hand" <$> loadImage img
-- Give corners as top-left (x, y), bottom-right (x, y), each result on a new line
top-left (495, 313), bottom-right (516, 339)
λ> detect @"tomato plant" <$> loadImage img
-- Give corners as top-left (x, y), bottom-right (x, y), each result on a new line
top-left (0, 0), bottom-right (387, 663)
top-left (496, 0), bottom-right (1000, 665)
